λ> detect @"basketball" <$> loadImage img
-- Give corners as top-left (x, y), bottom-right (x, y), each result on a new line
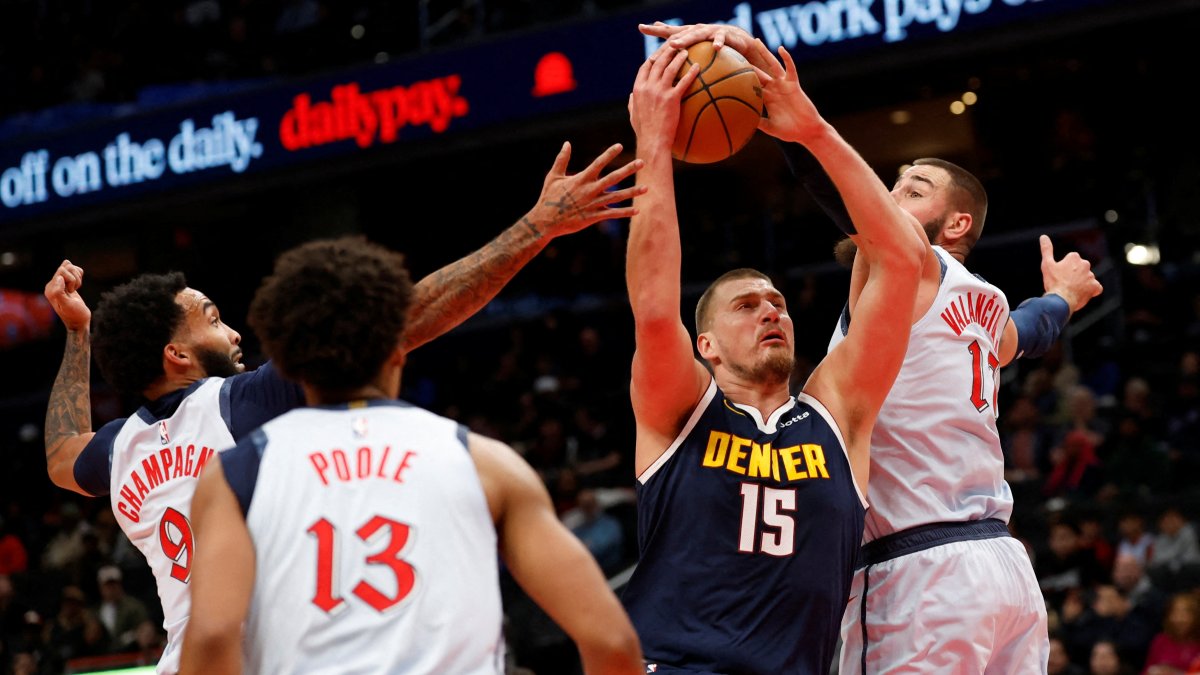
top-left (672, 41), bottom-right (764, 164)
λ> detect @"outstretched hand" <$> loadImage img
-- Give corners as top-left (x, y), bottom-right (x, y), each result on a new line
top-left (44, 260), bottom-right (90, 332)
top-left (638, 22), bottom-right (823, 144)
top-left (527, 142), bottom-right (647, 238)
top-left (628, 40), bottom-right (701, 149)
top-left (1039, 235), bottom-right (1103, 313)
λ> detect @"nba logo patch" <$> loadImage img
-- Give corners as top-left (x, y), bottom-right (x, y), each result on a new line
top-left (352, 416), bottom-right (368, 438)
top-left (646, 665), bottom-right (657, 673)
top-left (159, 421), bottom-right (170, 445)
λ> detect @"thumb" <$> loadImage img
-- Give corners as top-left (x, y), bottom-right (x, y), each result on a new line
top-left (1039, 234), bottom-right (1055, 265)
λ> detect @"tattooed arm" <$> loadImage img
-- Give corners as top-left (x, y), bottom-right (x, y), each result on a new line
top-left (402, 142), bottom-right (645, 352)
top-left (44, 260), bottom-right (97, 495)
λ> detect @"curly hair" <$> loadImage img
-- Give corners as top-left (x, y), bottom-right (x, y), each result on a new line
top-left (91, 272), bottom-right (189, 396)
top-left (248, 236), bottom-right (413, 393)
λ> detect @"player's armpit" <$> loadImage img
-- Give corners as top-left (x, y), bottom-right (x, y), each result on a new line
top-left (469, 434), bottom-right (643, 675)
top-left (179, 460), bottom-right (255, 675)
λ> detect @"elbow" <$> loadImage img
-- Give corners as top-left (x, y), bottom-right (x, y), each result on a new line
top-left (579, 623), bottom-right (643, 674)
top-left (179, 623), bottom-right (242, 675)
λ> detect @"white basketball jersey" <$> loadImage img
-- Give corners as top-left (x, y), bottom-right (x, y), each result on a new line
top-left (108, 378), bottom-right (233, 674)
top-left (829, 246), bottom-right (1014, 542)
top-left (238, 401), bottom-right (504, 674)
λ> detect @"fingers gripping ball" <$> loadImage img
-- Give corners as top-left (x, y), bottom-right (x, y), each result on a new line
top-left (672, 41), bottom-right (764, 164)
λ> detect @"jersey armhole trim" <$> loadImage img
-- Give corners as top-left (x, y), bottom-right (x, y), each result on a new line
top-left (219, 378), bottom-right (235, 435)
top-left (795, 391), bottom-right (869, 510)
top-left (637, 376), bottom-right (717, 485)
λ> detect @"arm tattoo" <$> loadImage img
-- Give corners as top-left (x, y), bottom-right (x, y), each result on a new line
top-left (403, 219), bottom-right (548, 351)
top-left (45, 329), bottom-right (92, 460)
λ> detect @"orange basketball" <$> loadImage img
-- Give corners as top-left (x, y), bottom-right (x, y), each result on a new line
top-left (672, 41), bottom-right (764, 164)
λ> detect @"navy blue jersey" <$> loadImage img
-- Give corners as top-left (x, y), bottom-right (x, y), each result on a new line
top-left (622, 379), bottom-right (866, 675)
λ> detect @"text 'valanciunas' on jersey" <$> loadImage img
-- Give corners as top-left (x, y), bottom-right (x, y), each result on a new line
top-left (829, 245), bottom-right (1014, 542)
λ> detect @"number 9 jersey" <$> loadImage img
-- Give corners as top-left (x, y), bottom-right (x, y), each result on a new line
top-left (218, 399), bottom-right (505, 674)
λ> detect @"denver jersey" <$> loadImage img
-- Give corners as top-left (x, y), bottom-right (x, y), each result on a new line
top-left (74, 363), bottom-right (303, 674)
top-left (220, 400), bottom-right (505, 674)
top-left (828, 245), bottom-right (1013, 542)
top-left (622, 378), bottom-right (866, 674)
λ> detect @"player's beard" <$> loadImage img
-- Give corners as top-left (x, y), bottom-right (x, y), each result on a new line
top-left (923, 215), bottom-right (949, 244)
top-left (728, 348), bottom-right (794, 388)
top-left (196, 346), bottom-right (241, 378)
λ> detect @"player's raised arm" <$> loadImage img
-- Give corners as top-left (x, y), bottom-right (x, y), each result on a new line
top-left (626, 45), bottom-right (711, 474)
top-left (401, 142), bottom-right (645, 352)
top-left (179, 459), bottom-right (255, 675)
top-left (998, 234), bottom-right (1104, 366)
top-left (470, 433), bottom-right (643, 675)
top-left (43, 260), bottom-right (96, 495)
top-left (753, 46), bottom-right (926, 481)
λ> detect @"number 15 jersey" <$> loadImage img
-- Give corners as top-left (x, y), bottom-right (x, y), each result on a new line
top-left (220, 399), bottom-right (504, 674)
top-left (622, 379), bottom-right (866, 674)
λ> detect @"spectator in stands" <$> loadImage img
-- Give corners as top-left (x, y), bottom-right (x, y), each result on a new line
top-left (564, 488), bottom-right (624, 575)
top-left (1143, 592), bottom-right (1200, 675)
top-left (1100, 414), bottom-right (1170, 497)
top-left (1148, 507), bottom-right (1200, 590)
top-left (1061, 384), bottom-right (1112, 449)
top-left (1045, 429), bottom-right (1105, 500)
top-left (1041, 520), bottom-right (1109, 611)
top-left (1089, 638), bottom-right (1133, 675)
top-left (1050, 633), bottom-right (1086, 675)
top-left (1003, 395), bottom-right (1051, 484)
top-left (1112, 552), bottom-right (1169, 627)
top-left (1080, 510), bottom-right (1117, 572)
top-left (39, 502), bottom-right (90, 573)
top-left (0, 516), bottom-right (27, 576)
top-left (94, 565), bottom-right (149, 652)
top-left (1062, 584), bottom-right (1158, 668)
top-left (1118, 510), bottom-right (1157, 568)
top-left (43, 585), bottom-right (107, 669)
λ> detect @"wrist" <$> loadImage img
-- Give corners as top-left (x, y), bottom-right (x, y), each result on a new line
top-left (1042, 291), bottom-right (1075, 317)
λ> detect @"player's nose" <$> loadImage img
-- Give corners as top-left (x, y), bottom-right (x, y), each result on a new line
top-left (228, 326), bottom-right (242, 345)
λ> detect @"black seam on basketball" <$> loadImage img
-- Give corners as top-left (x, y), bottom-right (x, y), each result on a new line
top-left (697, 68), bottom-right (758, 90)
top-left (708, 95), bottom-right (764, 116)
top-left (683, 98), bottom-right (732, 161)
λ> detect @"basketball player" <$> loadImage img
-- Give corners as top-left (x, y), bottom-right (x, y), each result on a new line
top-left (176, 237), bottom-right (642, 674)
top-left (41, 142), bottom-right (644, 675)
top-left (619, 41), bottom-right (927, 673)
top-left (641, 21), bottom-right (1105, 673)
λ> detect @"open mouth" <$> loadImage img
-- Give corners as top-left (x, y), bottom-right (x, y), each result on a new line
top-left (760, 330), bottom-right (786, 345)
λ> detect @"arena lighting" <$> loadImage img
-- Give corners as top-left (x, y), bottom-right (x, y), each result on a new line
top-left (351, 24), bottom-right (365, 39)
top-left (1125, 243), bottom-right (1161, 266)
top-left (890, 110), bottom-right (911, 125)
top-left (1105, 210), bottom-right (1119, 223)
top-left (962, 91), bottom-right (978, 105)
top-left (949, 101), bottom-right (966, 115)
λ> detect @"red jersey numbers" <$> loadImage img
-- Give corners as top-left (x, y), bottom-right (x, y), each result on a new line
top-left (159, 507), bottom-right (194, 583)
top-left (967, 339), bottom-right (1000, 414)
top-left (307, 515), bottom-right (417, 615)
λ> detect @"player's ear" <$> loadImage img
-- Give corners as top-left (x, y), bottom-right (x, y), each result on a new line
top-left (163, 342), bottom-right (190, 370)
top-left (942, 212), bottom-right (972, 242)
top-left (696, 333), bottom-right (717, 361)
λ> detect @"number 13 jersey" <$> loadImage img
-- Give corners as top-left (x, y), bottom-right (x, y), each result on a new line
top-left (220, 399), bottom-right (504, 674)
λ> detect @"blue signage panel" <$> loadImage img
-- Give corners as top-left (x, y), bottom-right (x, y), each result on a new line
top-left (0, 0), bottom-right (1125, 226)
